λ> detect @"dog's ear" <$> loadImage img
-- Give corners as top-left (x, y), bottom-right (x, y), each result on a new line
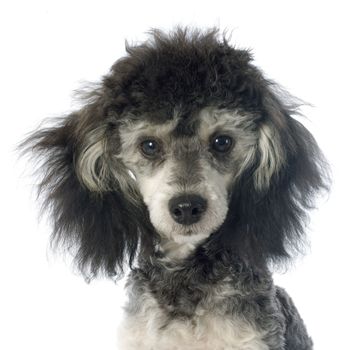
top-left (21, 97), bottom-right (155, 279)
top-left (219, 85), bottom-right (330, 267)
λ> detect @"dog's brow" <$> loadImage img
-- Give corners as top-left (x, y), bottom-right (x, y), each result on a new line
top-left (119, 118), bottom-right (179, 146)
top-left (197, 108), bottom-right (245, 139)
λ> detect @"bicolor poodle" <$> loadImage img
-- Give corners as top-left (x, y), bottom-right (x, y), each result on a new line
top-left (23, 28), bottom-right (329, 349)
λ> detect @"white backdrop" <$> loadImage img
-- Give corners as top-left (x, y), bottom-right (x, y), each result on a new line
top-left (1, 1), bottom-right (349, 349)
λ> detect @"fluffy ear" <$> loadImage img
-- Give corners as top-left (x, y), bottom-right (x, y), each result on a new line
top-left (217, 86), bottom-right (330, 267)
top-left (21, 100), bottom-right (155, 279)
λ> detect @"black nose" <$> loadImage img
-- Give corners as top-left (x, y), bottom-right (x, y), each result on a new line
top-left (168, 194), bottom-right (207, 225)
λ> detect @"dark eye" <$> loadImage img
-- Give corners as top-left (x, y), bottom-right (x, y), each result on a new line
top-left (211, 135), bottom-right (233, 153)
top-left (140, 139), bottom-right (161, 158)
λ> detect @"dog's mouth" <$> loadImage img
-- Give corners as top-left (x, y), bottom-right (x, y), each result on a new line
top-left (145, 186), bottom-right (229, 243)
top-left (179, 228), bottom-right (200, 237)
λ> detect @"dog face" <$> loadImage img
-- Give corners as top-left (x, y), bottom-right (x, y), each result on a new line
top-left (77, 105), bottom-right (285, 246)
top-left (115, 106), bottom-right (282, 245)
top-left (118, 108), bottom-right (234, 243)
top-left (22, 28), bottom-right (329, 277)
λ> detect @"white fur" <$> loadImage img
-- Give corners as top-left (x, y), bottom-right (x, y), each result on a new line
top-left (137, 157), bottom-right (229, 246)
top-left (118, 289), bottom-right (268, 350)
top-left (77, 125), bottom-right (109, 191)
top-left (255, 122), bottom-right (285, 189)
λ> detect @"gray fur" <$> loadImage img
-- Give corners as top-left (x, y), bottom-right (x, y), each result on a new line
top-left (121, 243), bottom-right (312, 349)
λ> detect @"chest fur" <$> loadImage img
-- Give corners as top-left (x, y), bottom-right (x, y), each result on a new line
top-left (118, 284), bottom-right (268, 350)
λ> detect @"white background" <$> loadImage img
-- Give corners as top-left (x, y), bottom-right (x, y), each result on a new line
top-left (1, 1), bottom-right (349, 349)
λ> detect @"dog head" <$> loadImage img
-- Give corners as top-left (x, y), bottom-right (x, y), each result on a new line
top-left (22, 28), bottom-right (329, 277)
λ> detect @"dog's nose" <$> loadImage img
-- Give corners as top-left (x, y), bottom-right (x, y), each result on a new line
top-left (168, 195), bottom-right (207, 225)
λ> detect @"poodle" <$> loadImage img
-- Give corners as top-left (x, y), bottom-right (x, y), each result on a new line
top-left (22, 27), bottom-right (329, 349)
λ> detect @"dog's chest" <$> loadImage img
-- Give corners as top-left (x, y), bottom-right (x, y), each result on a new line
top-left (118, 274), bottom-right (268, 350)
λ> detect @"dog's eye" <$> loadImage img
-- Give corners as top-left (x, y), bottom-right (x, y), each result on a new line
top-left (211, 135), bottom-right (233, 153)
top-left (140, 139), bottom-right (161, 158)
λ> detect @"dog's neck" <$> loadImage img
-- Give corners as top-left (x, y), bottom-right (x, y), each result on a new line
top-left (157, 236), bottom-right (206, 262)
top-left (137, 240), bottom-right (272, 301)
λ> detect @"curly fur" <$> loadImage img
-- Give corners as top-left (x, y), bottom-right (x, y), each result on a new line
top-left (21, 27), bottom-right (329, 349)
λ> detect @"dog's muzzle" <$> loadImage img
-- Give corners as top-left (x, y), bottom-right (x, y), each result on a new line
top-left (168, 194), bottom-right (207, 225)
